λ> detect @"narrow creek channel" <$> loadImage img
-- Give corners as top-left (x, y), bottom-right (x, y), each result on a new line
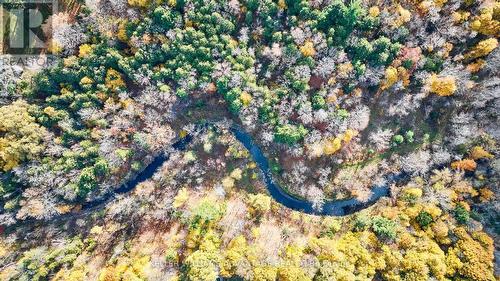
top-left (87, 123), bottom-right (392, 216)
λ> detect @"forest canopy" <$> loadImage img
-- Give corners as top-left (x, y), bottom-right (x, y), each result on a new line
top-left (0, 0), bottom-right (498, 280)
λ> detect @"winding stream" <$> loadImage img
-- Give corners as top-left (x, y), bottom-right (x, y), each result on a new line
top-left (230, 126), bottom-right (391, 216)
top-left (91, 124), bottom-right (391, 216)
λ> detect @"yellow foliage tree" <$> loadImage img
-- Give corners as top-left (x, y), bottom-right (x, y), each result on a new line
top-left (97, 255), bottom-right (150, 281)
top-left (431, 220), bottom-right (449, 239)
top-left (240, 91), bottom-right (253, 106)
top-left (221, 176), bottom-right (235, 190)
top-left (220, 235), bottom-right (249, 278)
top-left (253, 266), bottom-right (277, 281)
top-left (465, 38), bottom-right (498, 60)
top-left (309, 232), bottom-right (378, 280)
top-left (452, 11), bottom-right (470, 23)
top-left (379, 235), bottom-right (447, 280)
top-left (479, 187), bottom-right (494, 202)
top-left (342, 129), bottom-right (358, 143)
top-left (184, 249), bottom-right (220, 281)
top-left (247, 193), bottom-right (271, 214)
top-left (80, 76), bottom-right (93, 85)
top-left (470, 3), bottom-right (500, 35)
top-left (53, 262), bottom-right (89, 281)
top-left (300, 41), bottom-right (316, 57)
top-left (278, 266), bottom-right (310, 281)
top-left (467, 59), bottom-right (486, 73)
top-left (446, 228), bottom-right (495, 281)
top-left (428, 74), bottom-right (457, 96)
top-left (105, 69), bottom-right (126, 91)
top-left (451, 159), bottom-right (477, 171)
top-left (78, 44), bottom-right (93, 57)
top-left (0, 100), bottom-right (47, 171)
top-left (323, 137), bottom-right (342, 155)
top-left (392, 5), bottom-right (411, 28)
top-left (128, 0), bottom-right (149, 8)
top-left (382, 66), bottom-right (399, 89)
top-left (470, 146), bottom-right (493, 160)
top-left (277, 245), bottom-right (310, 281)
top-left (376, 245), bottom-right (403, 280)
top-left (400, 238), bottom-right (447, 281)
top-left (369, 6), bottom-right (380, 17)
top-left (173, 188), bottom-right (189, 208)
top-left (98, 267), bottom-right (120, 281)
top-left (117, 21), bottom-right (129, 42)
top-left (48, 40), bottom-right (63, 54)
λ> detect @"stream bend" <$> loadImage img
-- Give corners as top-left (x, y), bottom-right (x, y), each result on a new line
top-left (100, 124), bottom-right (391, 216)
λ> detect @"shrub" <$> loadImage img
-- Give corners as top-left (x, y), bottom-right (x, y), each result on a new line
top-left (422, 56), bottom-right (444, 72)
top-left (405, 130), bottom-right (414, 143)
top-left (353, 214), bottom-right (371, 231)
top-left (274, 124), bottom-right (308, 145)
top-left (416, 211), bottom-right (433, 229)
top-left (93, 159), bottom-right (109, 177)
top-left (321, 217), bottom-right (342, 237)
top-left (392, 134), bottom-right (404, 144)
top-left (372, 216), bottom-right (397, 240)
top-left (400, 188), bottom-right (423, 204)
top-left (454, 204), bottom-right (470, 224)
top-left (191, 198), bottom-right (224, 226)
top-left (402, 59), bottom-right (414, 69)
top-left (312, 95), bottom-right (326, 110)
